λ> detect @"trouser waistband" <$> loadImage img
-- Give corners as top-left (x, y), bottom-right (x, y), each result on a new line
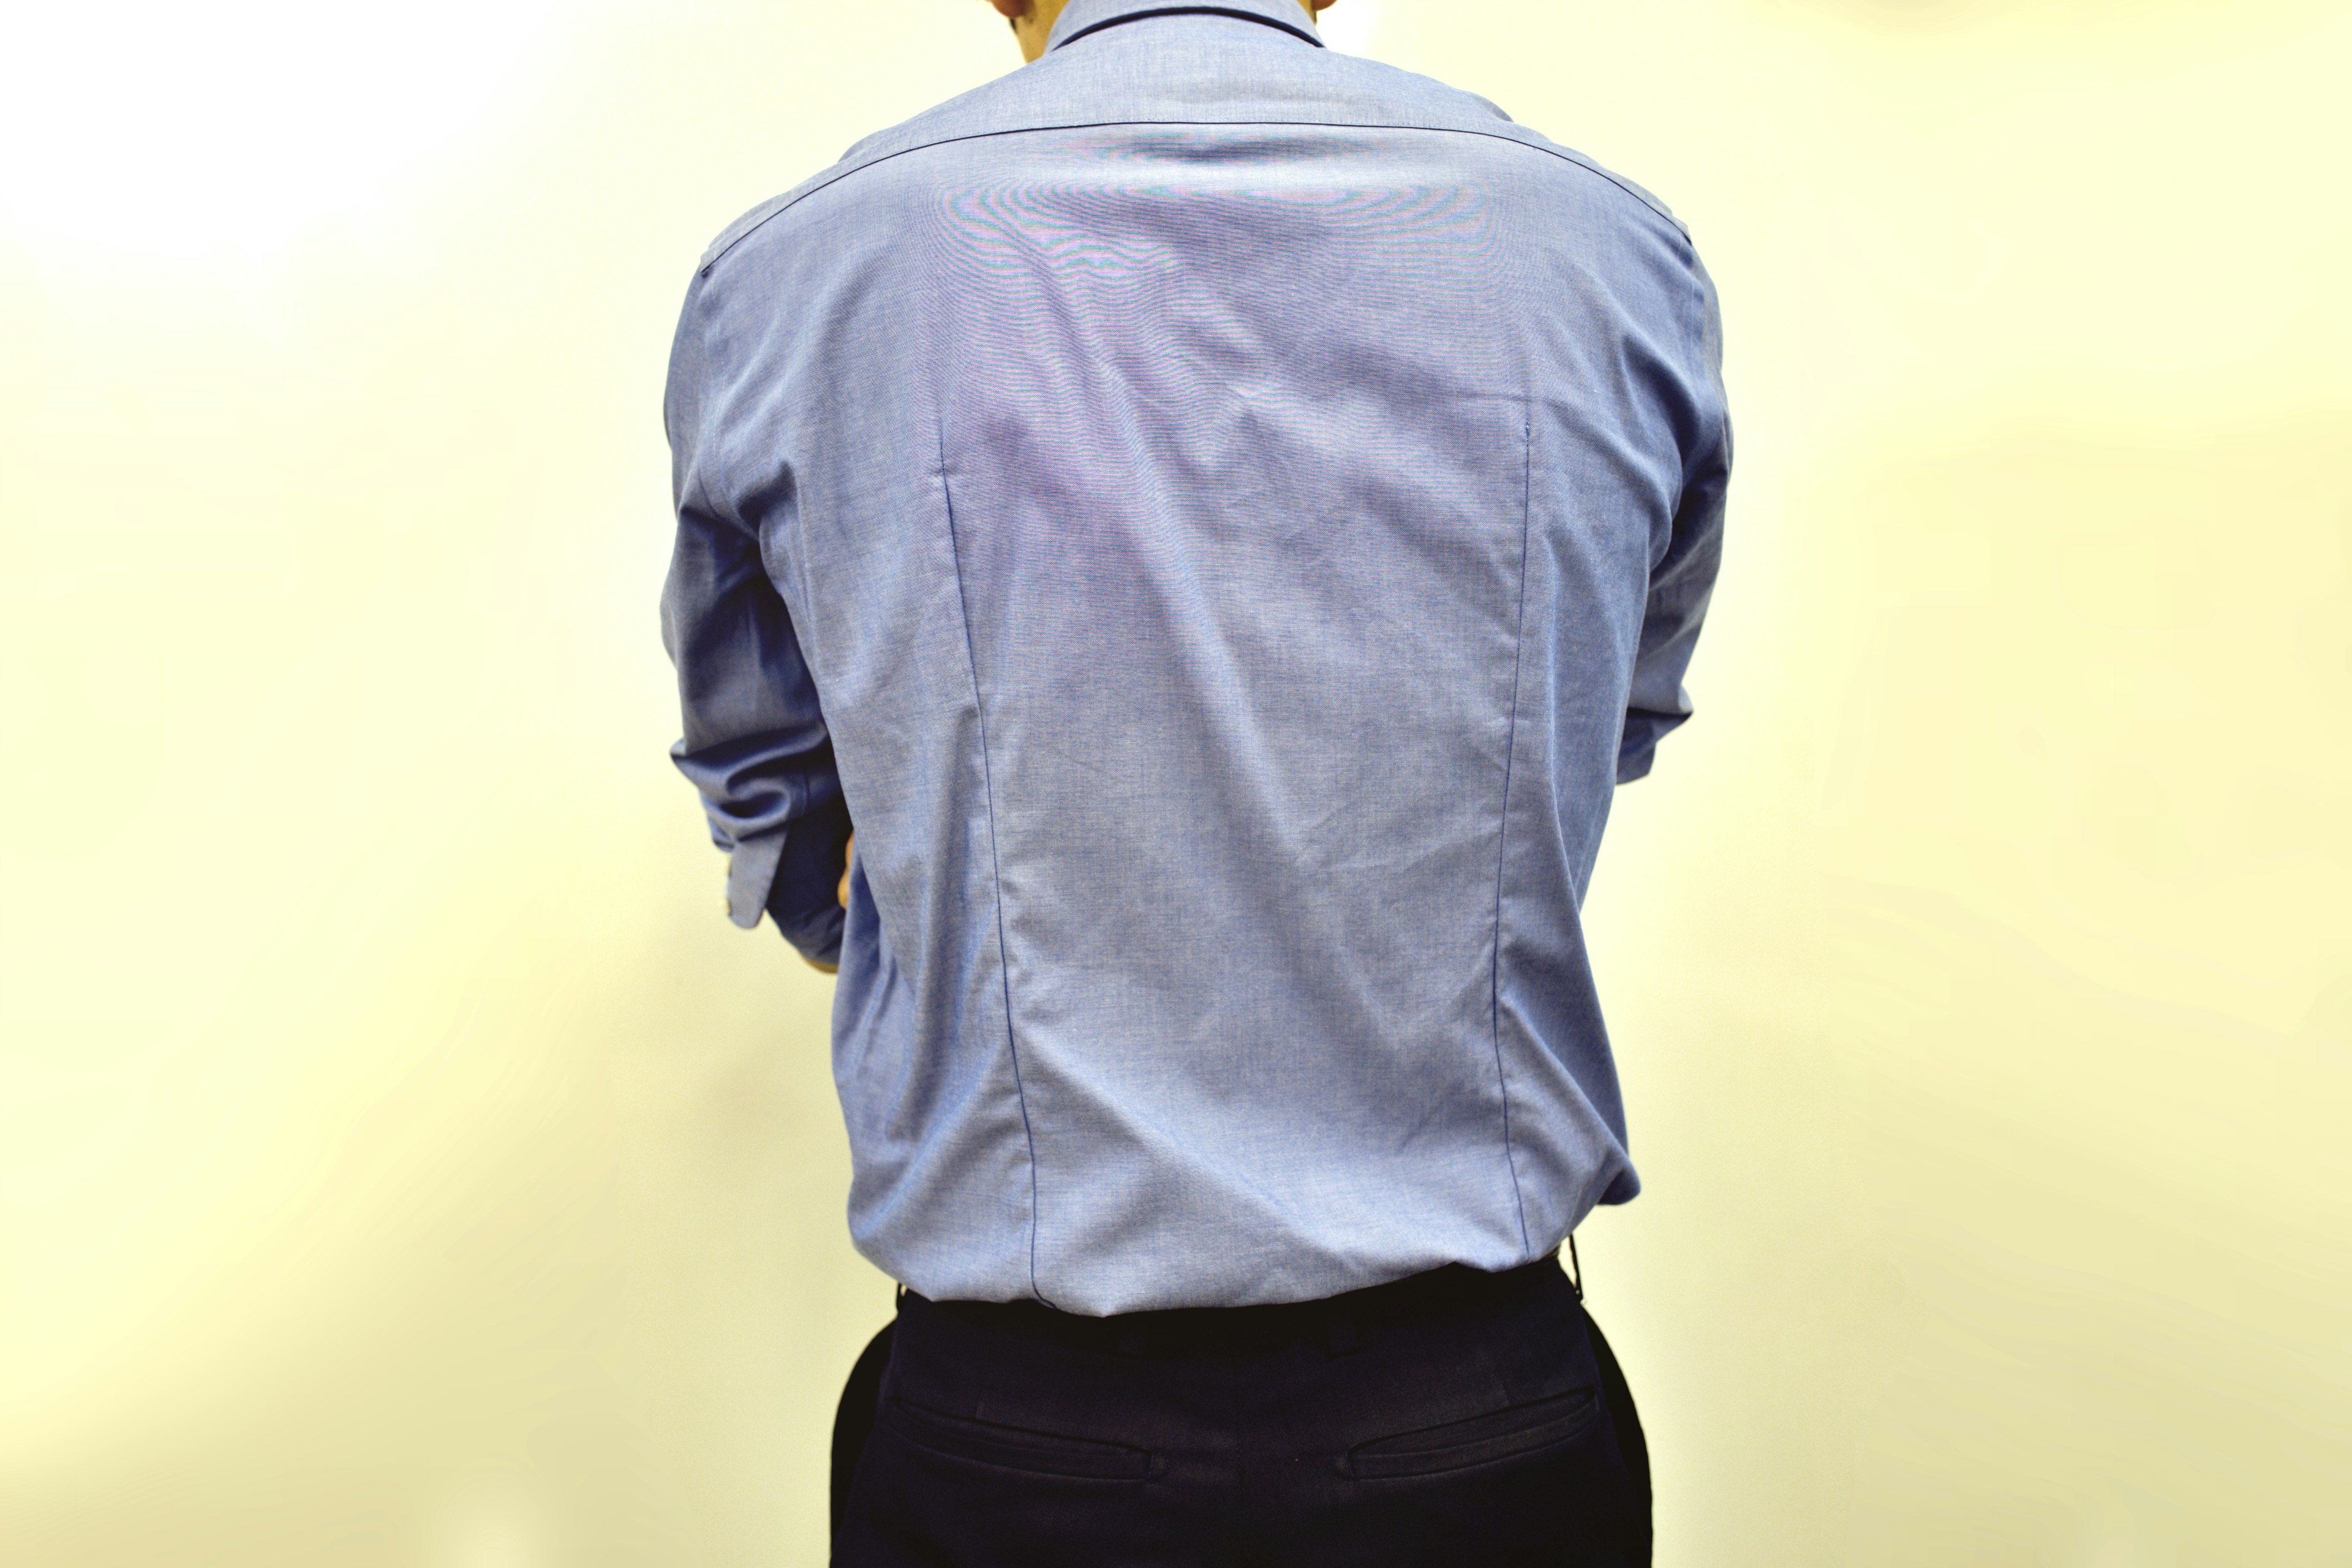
top-left (900, 1249), bottom-right (1566, 1359)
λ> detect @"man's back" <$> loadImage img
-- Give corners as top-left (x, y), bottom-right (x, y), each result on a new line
top-left (663, 0), bottom-right (1729, 1317)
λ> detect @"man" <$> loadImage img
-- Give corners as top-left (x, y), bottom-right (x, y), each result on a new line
top-left (660, 0), bottom-right (1728, 1560)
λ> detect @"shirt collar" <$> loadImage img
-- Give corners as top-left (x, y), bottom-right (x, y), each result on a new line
top-left (1045, 0), bottom-right (1324, 55)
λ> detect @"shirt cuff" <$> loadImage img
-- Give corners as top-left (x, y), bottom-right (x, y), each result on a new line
top-left (725, 833), bottom-right (787, 930)
top-left (758, 791), bottom-right (855, 964)
top-left (772, 902), bottom-right (846, 968)
top-left (1615, 707), bottom-right (1690, 785)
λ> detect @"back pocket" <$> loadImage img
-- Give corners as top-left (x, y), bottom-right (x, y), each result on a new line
top-left (881, 1397), bottom-right (1153, 1481)
top-left (1346, 1388), bottom-right (1601, 1480)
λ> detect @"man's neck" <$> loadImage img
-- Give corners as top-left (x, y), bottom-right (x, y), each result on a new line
top-left (1007, 0), bottom-right (1324, 65)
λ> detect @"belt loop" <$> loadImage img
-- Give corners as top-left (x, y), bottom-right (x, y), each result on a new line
top-left (1564, 1234), bottom-right (1583, 1302)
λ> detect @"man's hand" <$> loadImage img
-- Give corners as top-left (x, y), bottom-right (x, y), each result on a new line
top-left (804, 830), bottom-right (853, 976)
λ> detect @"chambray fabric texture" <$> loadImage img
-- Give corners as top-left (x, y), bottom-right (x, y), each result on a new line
top-left (660, 0), bottom-right (1731, 1316)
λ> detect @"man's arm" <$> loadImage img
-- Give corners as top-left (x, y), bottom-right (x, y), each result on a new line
top-left (660, 271), bottom-right (851, 971)
top-left (1618, 246), bottom-right (1732, 784)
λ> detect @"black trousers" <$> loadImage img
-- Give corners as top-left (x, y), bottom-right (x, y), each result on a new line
top-left (831, 1254), bottom-right (1651, 1566)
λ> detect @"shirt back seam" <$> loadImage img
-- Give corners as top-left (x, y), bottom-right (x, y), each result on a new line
top-left (934, 421), bottom-right (1053, 1308)
top-left (1488, 402), bottom-right (1537, 1264)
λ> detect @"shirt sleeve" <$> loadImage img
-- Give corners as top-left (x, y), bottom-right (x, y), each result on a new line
top-left (1618, 242), bottom-right (1732, 785)
top-left (659, 268), bottom-right (850, 965)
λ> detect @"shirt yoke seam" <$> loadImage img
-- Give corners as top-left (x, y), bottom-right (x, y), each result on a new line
top-left (698, 114), bottom-right (1684, 277)
top-left (933, 419), bottom-right (1052, 1308)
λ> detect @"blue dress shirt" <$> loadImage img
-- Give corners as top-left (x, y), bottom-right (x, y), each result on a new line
top-left (662, 0), bottom-right (1730, 1314)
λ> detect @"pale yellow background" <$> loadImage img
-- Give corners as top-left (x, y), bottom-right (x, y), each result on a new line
top-left (2, 1), bottom-right (2346, 1563)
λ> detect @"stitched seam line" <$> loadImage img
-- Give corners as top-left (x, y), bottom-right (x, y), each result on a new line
top-left (1488, 404), bottom-right (1535, 1262)
top-left (700, 115), bottom-right (1682, 276)
top-left (935, 423), bottom-right (1051, 1308)
top-left (1057, 7), bottom-right (1324, 53)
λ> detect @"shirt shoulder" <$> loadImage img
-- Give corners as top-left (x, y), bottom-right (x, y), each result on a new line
top-left (693, 58), bottom-right (1074, 277)
top-left (695, 39), bottom-right (1689, 280)
top-left (1314, 58), bottom-right (1687, 239)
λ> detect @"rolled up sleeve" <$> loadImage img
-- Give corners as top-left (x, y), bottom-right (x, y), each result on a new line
top-left (660, 270), bottom-right (848, 964)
